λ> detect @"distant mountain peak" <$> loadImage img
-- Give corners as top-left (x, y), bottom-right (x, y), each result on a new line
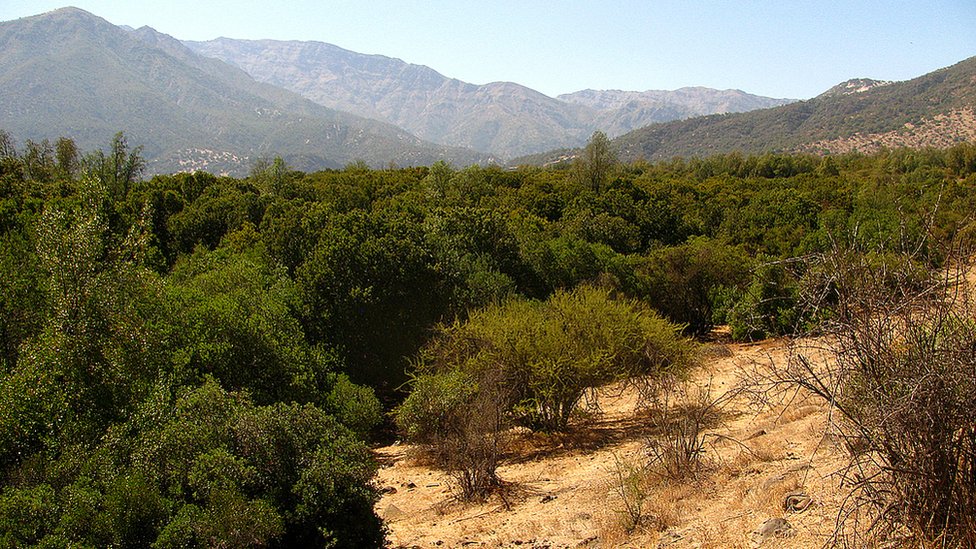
top-left (38, 6), bottom-right (103, 21)
top-left (185, 37), bottom-right (795, 158)
top-left (0, 8), bottom-right (485, 175)
top-left (819, 78), bottom-right (893, 98)
top-left (46, 6), bottom-right (90, 15)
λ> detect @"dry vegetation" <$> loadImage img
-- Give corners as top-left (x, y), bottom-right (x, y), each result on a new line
top-left (376, 251), bottom-right (976, 548)
top-left (802, 108), bottom-right (976, 155)
top-left (375, 338), bottom-right (853, 548)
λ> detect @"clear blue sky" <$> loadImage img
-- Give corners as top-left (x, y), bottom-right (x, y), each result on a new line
top-left (3, 1), bottom-right (975, 99)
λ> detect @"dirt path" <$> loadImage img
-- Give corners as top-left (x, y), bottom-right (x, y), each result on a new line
top-left (375, 338), bottom-right (852, 548)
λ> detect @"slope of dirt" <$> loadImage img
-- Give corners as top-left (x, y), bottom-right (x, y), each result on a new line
top-left (375, 338), bottom-right (852, 548)
top-left (801, 107), bottom-right (976, 155)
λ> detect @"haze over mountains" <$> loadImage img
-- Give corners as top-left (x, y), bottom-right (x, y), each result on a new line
top-left (183, 38), bottom-right (793, 158)
top-left (0, 7), bottom-right (485, 175)
top-left (1, 6), bottom-right (974, 176)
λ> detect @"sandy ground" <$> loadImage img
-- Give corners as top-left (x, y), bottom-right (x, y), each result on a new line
top-left (374, 337), bottom-right (855, 548)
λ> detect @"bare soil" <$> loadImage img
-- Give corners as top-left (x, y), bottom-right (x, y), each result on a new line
top-left (375, 337), bottom-right (853, 548)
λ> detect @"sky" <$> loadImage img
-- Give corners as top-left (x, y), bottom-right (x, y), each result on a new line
top-left (2, 1), bottom-right (975, 100)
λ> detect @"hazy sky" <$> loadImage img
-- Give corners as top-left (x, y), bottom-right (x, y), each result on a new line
top-left (2, 1), bottom-right (975, 99)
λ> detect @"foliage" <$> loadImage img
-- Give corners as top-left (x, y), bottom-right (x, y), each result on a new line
top-left (574, 130), bottom-right (618, 193)
top-left (3, 128), bottom-right (976, 545)
top-left (635, 237), bottom-right (751, 334)
top-left (401, 286), bottom-right (695, 433)
top-left (0, 135), bottom-right (386, 548)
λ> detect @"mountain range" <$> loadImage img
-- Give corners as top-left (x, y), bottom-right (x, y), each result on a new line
top-left (1, 7), bottom-right (973, 175)
top-left (605, 56), bottom-right (976, 163)
top-left (0, 7), bottom-right (485, 175)
top-left (183, 38), bottom-right (793, 158)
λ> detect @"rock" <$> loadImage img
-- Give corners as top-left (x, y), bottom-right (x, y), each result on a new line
top-left (382, 503), bottom-right (405, 520)
top-left (755, 517), bottom-right (794, 539)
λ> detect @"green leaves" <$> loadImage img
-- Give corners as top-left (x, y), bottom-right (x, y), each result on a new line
top-left (401, 286), bottom-right (695, 433)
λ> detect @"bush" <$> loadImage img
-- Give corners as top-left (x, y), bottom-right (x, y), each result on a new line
top-left (636, 237), bottom-right (752, 335)
top-left (396, 286), bottom-right (695, 499)
top-left (411, 286), bottom-right (694, 432)
top-left (395, 369), bottom-right (509, 500)
top-left (781, 246), bottom-right (976, 546)
top-left (727, 259), bottom-right (804, 341)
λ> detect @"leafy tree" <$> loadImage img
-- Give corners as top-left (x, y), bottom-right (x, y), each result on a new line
top-left (54, 137), bottom-right (80, 181)
top-left (82, 132), bottom-right (145, 201)
top-left (166, 243), bottom-right (342, 405)
top-left (297, 208), bottom-right (449, 392)
top-left (250, 156), bottom-right (292, 197)
top-left (635, 237), bottom-right (752, 334)
top-left (574, 130), bottom-right (617, 193)
top-left (21, 140), bottom-right (55, 183)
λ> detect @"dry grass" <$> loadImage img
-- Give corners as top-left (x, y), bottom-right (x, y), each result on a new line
top-left (375, 338), bottom-right (851, 548)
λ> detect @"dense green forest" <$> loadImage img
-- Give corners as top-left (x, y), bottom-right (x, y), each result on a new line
top-left (2, 129), bottom-right (976, 547)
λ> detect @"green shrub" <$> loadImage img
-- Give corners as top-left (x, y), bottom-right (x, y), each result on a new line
top-left (0, 485), bottom-right (56, 548)
top-left (402, 285), bottom-right (695, 433)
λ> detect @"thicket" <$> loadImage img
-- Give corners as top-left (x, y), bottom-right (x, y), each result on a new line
top-left (768, 243), bottom-right (976, 547)
top-left (395, 286), bottom-right (694, 498)
top-left (2, 129), bottom-right (976, 543)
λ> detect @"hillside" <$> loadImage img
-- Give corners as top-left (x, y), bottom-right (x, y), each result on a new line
top-left (183, 38), bottom-right (791, 159)
top-left (0, 8), bottom-right (484, 175)
top-left (607, 56), bottom-right (976, 162)
top-left (559, 87), bottom-right (792, 138)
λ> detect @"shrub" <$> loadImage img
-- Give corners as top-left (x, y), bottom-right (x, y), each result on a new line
top-left (412, 285), bottom-right (694, 432)
top-left (780, 246), bottom-right (976, 546)
top-left (396, 286), bottom-right (695, 499)
top-left (636, 237), bottom-right (751, 335)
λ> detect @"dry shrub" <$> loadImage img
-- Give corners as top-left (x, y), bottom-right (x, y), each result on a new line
top-left (394, 368), bottom-right (511, 501)
top-left (638, 374), bottom-right (740, 481)
top-left (770, 243), bottom-right (976, 547)
top-left (606, 455), bottom-right (650, 533)
top-left (604, 455), bottom-right (686, 539)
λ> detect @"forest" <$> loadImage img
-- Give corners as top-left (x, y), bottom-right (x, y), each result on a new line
top-left (2, 129), bottom-right (976, 547)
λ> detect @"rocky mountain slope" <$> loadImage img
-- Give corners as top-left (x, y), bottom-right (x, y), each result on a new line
top-left (0, 8), bottom-right (484, 175)
top-left (511, 56), bottom-right (976, 166)
top-left (183, 38), bottom-right (792, 159)
top-left (816, 77), bottom-right (893, 98)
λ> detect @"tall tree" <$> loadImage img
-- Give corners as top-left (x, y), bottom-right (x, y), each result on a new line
top-left (576, 130), bottom-right (617, 194)
top-left (54, 137), bottom-right (79, 180)
top-left (83, 132), bottom-right (145, 200)
top-left (0, 130), bottom-right (15, 159)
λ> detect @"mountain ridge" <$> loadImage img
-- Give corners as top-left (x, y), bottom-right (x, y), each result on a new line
top-left (183, 37), bottom-right (793, 159)
top-left (0, 7), bottom-right (486, 175)
top-left (514, 55), bottom-right (976, 165)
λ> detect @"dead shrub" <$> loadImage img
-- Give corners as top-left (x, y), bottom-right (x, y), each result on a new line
top-left (638, 375), bottom-right (740, 481)
top-left (769, 242), bottom-right (976, 547)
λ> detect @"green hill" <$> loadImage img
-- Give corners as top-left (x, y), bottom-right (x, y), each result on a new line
top-left (610, 56), bottom-right (976, 161)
